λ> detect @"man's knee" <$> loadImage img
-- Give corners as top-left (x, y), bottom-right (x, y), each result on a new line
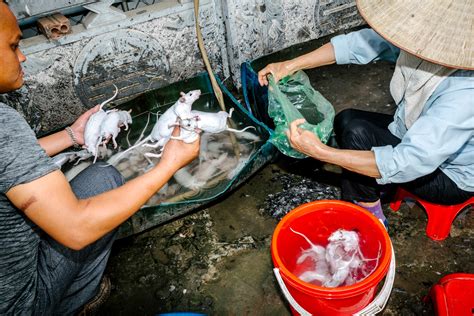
top-left (334, 109), bottom-right (362, 145)
top-left (334, 109), bottom-right (359, 136)
top-left (338, 119), bottom-right (374, 150)
top-left (69, 163), bottom-right (124, 199)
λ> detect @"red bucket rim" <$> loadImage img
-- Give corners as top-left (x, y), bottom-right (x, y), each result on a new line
top-left (271, 200), bottom-right (392, 297)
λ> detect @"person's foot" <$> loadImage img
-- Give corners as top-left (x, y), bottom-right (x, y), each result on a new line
top-left (77, 276), bottom-right (111, 316)
top-left (355, 200), bottom-right (388, 230)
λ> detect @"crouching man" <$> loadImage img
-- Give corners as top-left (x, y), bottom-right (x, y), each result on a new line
top-left (0, 2), bottom-right (199, 314)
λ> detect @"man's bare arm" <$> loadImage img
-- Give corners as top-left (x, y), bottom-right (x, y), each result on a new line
top-left (38, 130), bottom-right (74, 156)
top-left (7, 134), bottom-right (198, 250)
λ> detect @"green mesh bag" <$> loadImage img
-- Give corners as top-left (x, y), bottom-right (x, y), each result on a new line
top-left (268, 70), bottom-right (335, 158)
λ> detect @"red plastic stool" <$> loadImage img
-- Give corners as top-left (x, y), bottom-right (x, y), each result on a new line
top-left (424, 273), bottom-right (474, 316)
top-left (390, 187), bottom-right (474, 241)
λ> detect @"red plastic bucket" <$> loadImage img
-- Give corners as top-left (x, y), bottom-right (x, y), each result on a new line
top-left (271, 200), bottom-right (393, 316)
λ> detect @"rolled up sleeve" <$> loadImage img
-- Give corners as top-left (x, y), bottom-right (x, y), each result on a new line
top-left (372, 145), bottom-right (396, 184)
top-left (372, 88), bottom-right (474, 185)
top-left (330, 28), bottom-right (400, 65)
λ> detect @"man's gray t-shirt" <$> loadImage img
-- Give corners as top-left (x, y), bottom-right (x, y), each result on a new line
top-left (0, 103), bottom-right (58, 314)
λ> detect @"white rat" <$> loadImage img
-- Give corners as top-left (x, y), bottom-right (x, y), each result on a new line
top-left (83, 85), bottom-right (119, 162)
top-left (107, 90), bottom-right (201, 164)
top-left (144, 90), bottom-right (201, 150)
top-left (117, 110), bottom-right (132, 130)
top-left (174, 108), bottom-right (255, 136)
top-left (51, 149), bottom-right (92, 168)
top-left (142, 89), bottom-right (201, 159)
top-left (291, 227), bottom-right (331, 285)
top-left (100, 109), bottom-right (133, 149)
top-left (323, 230), bottom-right (361, 287)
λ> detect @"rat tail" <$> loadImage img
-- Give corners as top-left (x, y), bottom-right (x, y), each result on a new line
top-left (226, 126), bottom-right (256, 133)
top-left (99, 84), bottom-right (119, 110)
top-left (106, 135), bottom-right (151, 165)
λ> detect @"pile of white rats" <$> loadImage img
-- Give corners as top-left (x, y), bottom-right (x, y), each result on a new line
top-left (291, 228), bottom-right (381, 288)
top-left (53, 87), bottom-right (262, 205)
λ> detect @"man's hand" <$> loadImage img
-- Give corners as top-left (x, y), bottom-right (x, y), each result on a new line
top-left (258, 61), bottom-right (294, 86)
top-left (286, 119), bottom-right (327, 159)
top-left (70, 105), bottom-right (100, 145)
top-left (286, 119), bottom-right (381, 178)
top-left (159, 126), bottom-right (200, 173)
top-left (38, 105), bottom-right (100, 156)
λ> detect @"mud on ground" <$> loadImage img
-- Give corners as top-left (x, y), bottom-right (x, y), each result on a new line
top-left (100, 53), bottom-right (473, 315)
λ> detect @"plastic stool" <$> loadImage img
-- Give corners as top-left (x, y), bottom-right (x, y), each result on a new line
top-left (424, 273), bottom-right (474, 316)
top-left (390, 187), bottom-right (474, 241)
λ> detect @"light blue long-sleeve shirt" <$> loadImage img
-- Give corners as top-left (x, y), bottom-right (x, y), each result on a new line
top-left (330, 29), bottom-right (474, 192)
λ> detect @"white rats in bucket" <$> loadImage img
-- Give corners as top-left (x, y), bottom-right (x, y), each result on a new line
top-left (290, 228), bottom-right (330, 285)
top-left (291, 228), bottom-right (381, 288)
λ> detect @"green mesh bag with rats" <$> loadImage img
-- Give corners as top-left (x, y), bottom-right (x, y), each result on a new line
top-left (267, 70), bottom-right (335, 158)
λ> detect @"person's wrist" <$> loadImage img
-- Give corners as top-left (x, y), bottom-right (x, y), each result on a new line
top-left (315, 144), bottom-right (334, 162)
top-left (65, 126), bottom-right (80, 148)
top-left (284, 59), bottom-right (299, 74)
top-left (155, 159), bottom-right (180, 175)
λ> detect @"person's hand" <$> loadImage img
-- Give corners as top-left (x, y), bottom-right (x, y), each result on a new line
top-left (258, 61), bottom-right (294, 86)
top-left (159, 126), bottom-right (200, 172)
top-left (286, 119), bottom-right (327, 158)
top-left (70, 105), bottom-right (100, 145)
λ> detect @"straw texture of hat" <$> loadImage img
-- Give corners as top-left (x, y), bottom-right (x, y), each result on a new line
top-left (356, 0), bottom-right (474, 70)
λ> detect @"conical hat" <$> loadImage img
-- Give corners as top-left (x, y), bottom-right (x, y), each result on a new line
top-left (356, 0), bottom-right (473, 70)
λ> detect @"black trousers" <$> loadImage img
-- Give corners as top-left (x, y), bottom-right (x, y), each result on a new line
top-left (334, 109), bottom-right (473, 205)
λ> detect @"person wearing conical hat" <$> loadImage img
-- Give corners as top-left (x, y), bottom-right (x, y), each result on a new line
top-left (258, 0), bottom-right (473, 227)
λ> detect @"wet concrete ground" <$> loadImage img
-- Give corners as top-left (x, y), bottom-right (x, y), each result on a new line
top-left (99, 49), bottom-right (473, 315)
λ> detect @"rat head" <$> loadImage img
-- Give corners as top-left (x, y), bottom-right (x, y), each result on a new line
top-left (178, 116), bottom-right (199, 131)
top-left (119, 110), bottom-right (132, 125)
top-left (328, 229), bottom-right (359, 252)
top-left (0, 1), bottom-right (27, 93)
top-left (178, 90), bottom-right (201, 104)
